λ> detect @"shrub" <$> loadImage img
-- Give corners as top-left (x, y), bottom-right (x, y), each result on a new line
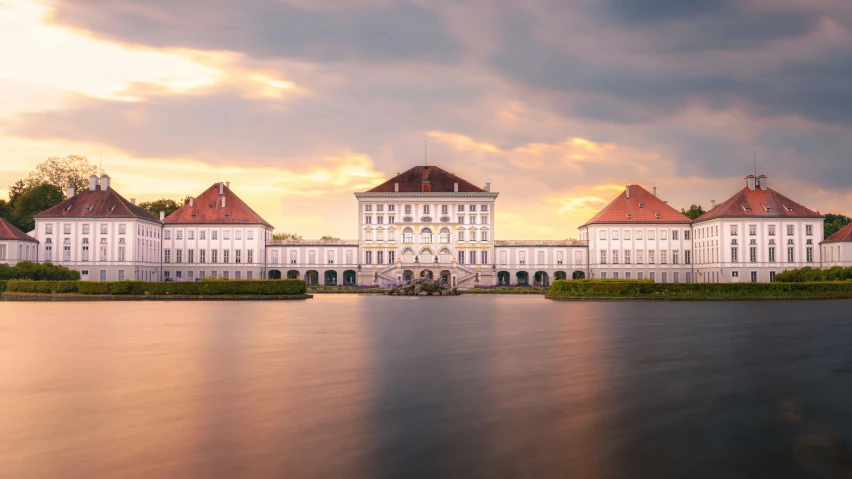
top-left (775, 266), bottom-right (852, 283)
top-left (548, 280), bottom-right (852, 298)
top-left (6, 280), bottom-right (79, 293)
top-left (0, 280), bottom-right (6, 293)
top-left (77, 282), bottom-right (109, 294)
top-left (0, 261), bottom-right (80, 281)
top-left (5, 279), bottom-right (306, 295)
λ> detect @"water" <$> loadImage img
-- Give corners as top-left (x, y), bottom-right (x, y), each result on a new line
top-left (1, 296), bottom-right (851, 479)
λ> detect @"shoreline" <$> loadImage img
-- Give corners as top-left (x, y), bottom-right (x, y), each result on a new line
top-left (1, 292), bottom-right (312, 301)
top-left (546, 295), bottom-right (852, 301)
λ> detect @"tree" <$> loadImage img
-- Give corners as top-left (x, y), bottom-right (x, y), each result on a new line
top-left (824, 213), bottom-right (852, 239)
top-left (26, 155), bottom-right (104, 196)
top-left (681, 204), bottom-right (706, 220)
top-left (11, 183), bottom-right (65, 232)
top-left (273, 232), bottom-right (302, 240)
top-left (8, 180), bottom-right (26, 204)
top-left (319, 235), bottom-right (340, 241)
top-left (139, 197), bottom-right (188, 217)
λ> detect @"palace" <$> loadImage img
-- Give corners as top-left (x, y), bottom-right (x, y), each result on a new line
top-left (12, 166), bottom-right (845, 286)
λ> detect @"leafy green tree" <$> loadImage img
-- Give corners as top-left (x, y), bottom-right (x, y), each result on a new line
top-left (319, 235), bottom-right (340, 241)
top-left (8, 180), bottom-right (26, 204)
top-left (26, 155), bottom-right (104, 196)
top-left (11, 183), bottom-right (64, 232)
top-left (680, 204), bottom-right (706, 220)
top-left (0, 261), bottom-right (80, 280)
top-left (139, 197), bottom-right (188, 217)
top-left (823, 213), bottom-right (852, 239)
top-left (273, 232), bottom-right (302, 240)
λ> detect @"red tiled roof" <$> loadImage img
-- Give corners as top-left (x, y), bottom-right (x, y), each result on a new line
top-left (164, 183), bottom-right (273, 228)
top-left (35, 186), bottom-right (159, 222)
top-left (694, 186), bottom-right (822, 223)
top-left (580, 185), bottom-right (691, 228)
top-left (0, 217), bottom-right (37, 242)
top-left (367, 165), bottom-right (486, 193)
top-left (823, 222), bottom-right (852, 244)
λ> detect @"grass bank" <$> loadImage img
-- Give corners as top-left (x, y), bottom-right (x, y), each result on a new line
top-left (3, 279), bottom-right (307, 297)
top-left (546, 280), bottom-right (852, 300)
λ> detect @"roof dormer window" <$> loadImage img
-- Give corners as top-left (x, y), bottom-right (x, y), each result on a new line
top-left (654, 213), bottom-right (661, 219)
top-left (762, 204), bottom-right (771, 212)
top-left (224, 214), bottom-right (231, 219)
top-left (192, 214), bottom-right (198, 218)
top-left (626, 213), bottom-right (632, 219)
top-left (86, 204), bottom-right (94, 212)
top-left (742, 205), bottom-right (751, 212)
top-left (639, 203), bottom-right (645, 208)
top-left (784, 205), bottom-right (793, 212)
top-left (109, 205), bottom-right (116, 212)
top-left (64, 205), bottom-right (72, 212)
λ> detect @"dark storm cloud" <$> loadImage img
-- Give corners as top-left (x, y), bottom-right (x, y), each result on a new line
top-left (51, 0), bottom-right (463, 62)
top-left (602, 0), bottom-right (736, 22)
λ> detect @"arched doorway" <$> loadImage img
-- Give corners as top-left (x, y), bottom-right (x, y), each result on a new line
top-left (343, 270), bottom-right (357, 286)
top-left (497, 271), bottom-right (510, 285)
top-left (516, 271), bottom-right (529, 285)
top-left (324, 270), bottom-right (337, 286)
top-left (534, 271), bottom-right (549, 287)
top-left (572, 271), bottom-right (586, 280)
top-left (440, 270), bottom-right (451, 284)
top-left (420, 270), bottom-right (434, 280)
top-left (305, 270), bottom-right (319, 285)
top-left (403, 270), bottom-right (414, 283)
top-left (268, 270), bottom-right (282, 279)
top-left (287, 270), bottom-right (299, 279)
top-left (554, 271), bottom-right (567, 280)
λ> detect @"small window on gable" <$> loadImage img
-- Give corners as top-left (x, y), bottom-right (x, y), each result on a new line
top-left (86, 204), bottom-right (94, 212)
top-left (784, 205), bottom-right (793, 212)
top-left (64, 205), bottom-right (72, 212)
top-left (639, 203), bottom-right (645, 208)
top-left (224, 214), bottom-right (231, 219)
top-left (742, 205), bottom-right (751, 212)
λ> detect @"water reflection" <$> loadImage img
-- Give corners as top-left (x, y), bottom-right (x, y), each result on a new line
top-left (0, 298), bottom-right (851, 478)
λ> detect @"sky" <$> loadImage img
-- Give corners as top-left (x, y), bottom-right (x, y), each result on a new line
top-left (1, 0), bottom-right (851, 239)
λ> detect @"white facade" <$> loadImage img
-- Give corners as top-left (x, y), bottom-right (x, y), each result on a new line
top-left (494, 241), bottom-right (589, 285)
top-left (162, 224), bottom-right (271, 281)
top-left (0, 239), bottom-right (38, 266)
top-left (822, 242), bottom-right (852, 268)
top-left (265, 240), bottom-right (360, 285)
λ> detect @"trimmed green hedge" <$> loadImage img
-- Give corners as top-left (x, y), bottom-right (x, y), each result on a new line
top-left (5, 279), bottom-right (306, 296)
top-left (0, 261), bottom-right (80, 281)
top-left (0, 280), bottom-right (6, 293)
top-left (775, 266), bottom-right (852, 283)
top-left (548, 280), bottom-right (852, 298)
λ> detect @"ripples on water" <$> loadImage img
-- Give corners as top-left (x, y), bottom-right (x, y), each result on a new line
top-left (1, 297), bottom-right (851, 478)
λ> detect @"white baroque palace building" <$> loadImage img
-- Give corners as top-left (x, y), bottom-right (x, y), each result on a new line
top-left (822, 222), bottom-right (852, 268)
top-left (161, 182), bottom-right (274, 281)
top-left (32, 175), bottom-right (162, 281)
top-left (579, 185), bottom-right (695, 283)
top-left (692, 175), bottom-right (823, 283)
top-left (0, 217), bottom-right (38, 266)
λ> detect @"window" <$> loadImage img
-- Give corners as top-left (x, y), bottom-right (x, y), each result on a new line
top-left (749, 225), bottom-right (756, 236)
top-left (637, 250), bottom-right (644, 264)
top-left (672, 250), bottom-right (679, 264)
top-left (557, 251), bottom-right (564, 265)
top-left (731, 247), bottom-right (738, 262)
top-left (500, 251), bottom-right (508, 266)
top-left (118, 270), bottom-right (125, 281)
top-left (769, 247), bottom-right (776, 262)
top-left (327, 250), bottom-right (334, 264)
top-left (212, 249), bottom-right (218, 263)
top-left (387, 216), bottom-right (395, 224)
top-left (649, 272), bottom-right (655, 282)
top-left (405, 205), bottom-right (412, 215)
top-left (290, 250), bottom-right (296, 264)
top-left (100, 270), bottom-right (107, 282)
top-left (673, 272), bottom-right (679, 283)
top-left (457, 216), bottom-right (465, 225)
top-left (63, 224), bottom-right (71, 234)
top-left (672, 230), bottom-right (678, 240)
top-left (624, 250), bottom-right (631, 264)
top-left (176, 249), bottom-right (183, 263)
top-left (188, 230), bottom-right (195, 240)
top-left (457, 251), bottom-right (465, 264)
top-left (685, 272), bottom-right (692, 283)
top-left (751, 271), bottom-right (757, 283)
top-left (420, 228), bottom-right (433, 243)
top-left (440, 228), bottom-right (451, 243)
top-left (223, 230), bottom-right (230, 240)
top-left (222, 271), bottom-right (229, 279)
top-left (661, 250), bottom-right (667, 264)
top-left (519, 251), bottom-right (526, 265)
top-left (661, 272), bottom-right (667, 283)
top-left (481, 251), bottom-right (488, 264)
top-left (612, 230), bottom-right (619, 240)
top-left (377, 205), bottom-right (384, 212)
top-left (99, 246), bottom-right (107, 262)
top-left (538, 251), bottom-right (545, 265)
top-left (648, 230), bottom-right (655, 240)
top-left (389, 229), bottom-right (396, 241)
top-left (470, 231), bottom-right (477, 241)
top-left (612, 250), bottom-right (619, 264)
top-left (613, 272), bottom-right (619, 279)
top-left (458, 204), bottom-right (465, 212)
top-left (187, 249), bottom-right (193, 264)
top-left (403, 228), bottom-right (414, 243)
top-left (768, 225), bottom-right (775, 236)
top-left (599, 230), bottom-right (607, 240)
top-left (165, 230), bottom-right (171, 240)
top-left (165, 249), bottom-right (171, 263)
top-left (469, 205), bottom-right (476, 212)
top-left (625, 272), bottom-right (631, 279)
top-left (377, 216), bottom-right (384, 225)
top-left (730, 225), bottom-right (738, 236)
top-left (247, 271), bottom-right (253, 280)
top-left (200, 250), bottom-right (206, 263)
top-left (365, 205), bottom-right (372, 212)
top-left (481, 216), bottom-right (489, 225)
top-left (364, 250), bottom-right (372, 264)
top-left (176, 230), bottom-right (183, 240)
top-left (212, 231), bottom-right (218, 240)
top-left (806, 247), bottom-right (813, 263)
top-left (82, 246), bottom-right (89, 262)
top-left (365, 230), bottom-right (373, 241)
top-left (469, 251), bottom-right (476, 264)
top-left (684, 230), bottom-right (690, 240)
top-left (223, 250), bottom-right (229, 263)
top-left (308, 250), bottom-right (316, 264)
top-left (441, 205), bottom-right (448, 215)
top-left (63, 246), bottom-right (70, 261)
top-left (649, 250), bottom-right (656, 264)
top-left (481, 231), bottom-right (489, 241)
top-left (482, 205), bottom-right (488, 212)
top-left (46, 224), bottom-right (53, 234)
top-left (82, 224), bottom-right (90, 235)
top-left (100, 224), bottom-right (109, 235)
top-left (600, 250), bottom-right (607, 265)
top-left (787, 225), bottom-right (794, 236)
top-left (770, 271), bottom-right (776, 282)
top-left (365, 216), bottom-right (372, 224)
top-left (661, 230), bottom-right (667, 240)
top-left (806, 225), bottom-right (813, 236)
top-left (45, 246), bottom-right (52, 261)
top-left (636, 230), bottom-right (643, 240)
top-left (575, 251), bottom-right (582, 264)
top-left (200, 231), bottom-right (206, 240)
top-left (788, 247), bottom-right (794, 262)
top-left (601, 272), bottom-right (607, 279)
top-left (749, 247), bottom-right (756, 263)
top-left (388, 205), bottom-right (395, 212)
top-left (377, 229), bottom-right (384, 241)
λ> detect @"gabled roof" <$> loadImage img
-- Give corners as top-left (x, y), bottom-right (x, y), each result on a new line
top-left (822, 222), bottom-right (852, 244)
top-left (694, 186), bottom-right (822, 223)
top-left (164, 183), bottom-right (273, 228)
top-left (366, 165), bottom-right (486, 193)
top-left (0, 217), bottom-right (37, 242)
top-left (35, 186), bottom-right (158, 222)
top-left (580, 185), bottom-right (691, 228)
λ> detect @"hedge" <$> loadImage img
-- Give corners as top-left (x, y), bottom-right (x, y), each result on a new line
top-left (548, 280), bottom-right (852, 298)
top-left (0, 261), bottom-right (80, 281)
top-left (0, 280), bottom-right (6, 293)
top-left (5, 279), bottom-right (306, 296)
top-left (774, 266), bottom-right (852, 283)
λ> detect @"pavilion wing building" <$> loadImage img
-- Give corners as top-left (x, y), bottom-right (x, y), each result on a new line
top-left (691, 175), bottom-right (823, 283)
top-left (0, 217), bottom-right (38, 266)
top-left (821, 222), bottom-right (852, 268)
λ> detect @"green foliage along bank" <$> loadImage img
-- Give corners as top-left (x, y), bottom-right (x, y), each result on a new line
top-left (0, 261), bottom-right (80, 281)
top-left (5, 279), bottom-right (306, 296)
top-left (547, 279), bottom-right (852, 299)
top-left (774, 266), bottom-right (852, 283)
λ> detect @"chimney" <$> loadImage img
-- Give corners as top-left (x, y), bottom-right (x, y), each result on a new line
top-left (65, 186), bottom-right (75, 199)
top-left (626, 185), bottom-right (630, 199)
top-left (394, 182), bottom-right (399, 192)
top-left (130, 198), bottom-right (136, 205)
top-left (485, 182), bottom-right (491, 192)
top-left (225, 181), bottom-right (230, 189)
top-left (160, 211), bottom-right (165, 221)
top-left (88, 175), bottom-right (98, 191)
top-left (454, 182), bottom-right (458, 193)
top-left (219, 182), bottom-right (224, 195)
top-left (189, 197), bottom-right (194, 207)
top-left (758, 175), bottom-right (768, 191)
top-left (653, 187), bottom-right (657, 197)
top-left (100, 174), bottom-right (110, 191)
top-left (746, 175), bottom-right (756, 191)
top-left (222, 196), bottom-right (226, 208)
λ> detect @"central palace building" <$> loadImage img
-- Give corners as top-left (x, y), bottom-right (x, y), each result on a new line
top-left (14, 164), bottom-right (839, 287)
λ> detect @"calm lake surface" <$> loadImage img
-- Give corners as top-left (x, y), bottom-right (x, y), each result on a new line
top-left (1, 296), bottom-right (851, 479)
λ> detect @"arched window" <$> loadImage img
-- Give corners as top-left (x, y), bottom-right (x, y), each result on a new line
top-left (420, 228), bottom-right (433, 244)
top-left (439, 247), bottom-right (451, 255)
top-left (420, 247), bottom-right (434, 256)
top-left (403, 227), bottom-right (414, 243)
top-left (440, 227), bottom-right (451, 243)
top-left (402, 247), bottom-right (415, 256)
